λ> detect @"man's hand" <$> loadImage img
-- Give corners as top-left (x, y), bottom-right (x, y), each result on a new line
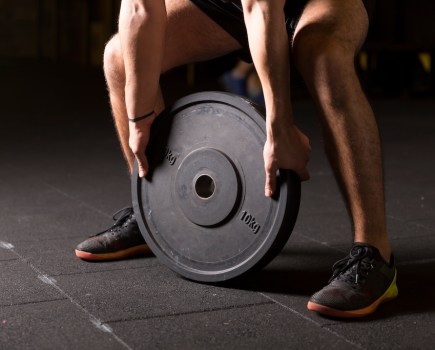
top-left (263, 125), bottom-right (311, 197)
top-left (129, 119), bottom-right (154, 178)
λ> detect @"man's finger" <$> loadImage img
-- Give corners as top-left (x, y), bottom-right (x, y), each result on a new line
top-left (136, 152), bottom-right (149, 178)
top-left (265, 165), bottom-right (277, 197)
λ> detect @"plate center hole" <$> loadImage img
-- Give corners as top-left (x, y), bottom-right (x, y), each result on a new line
top-left (195, 174), bottom-right (215, 199)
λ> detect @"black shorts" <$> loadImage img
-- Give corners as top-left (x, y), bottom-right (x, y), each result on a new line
top-left (189, 0), bottom-right (308, 62)
top-left (189, 0), bottom-right (376, 62)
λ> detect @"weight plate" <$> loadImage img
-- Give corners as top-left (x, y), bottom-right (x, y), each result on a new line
top-left (132, 92), bottom-right (301, 282)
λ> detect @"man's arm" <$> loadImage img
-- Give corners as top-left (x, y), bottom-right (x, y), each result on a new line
top-left (119, 0), bottom-right (167, 177)
top-left (241, 0), bottom-right (310, 196)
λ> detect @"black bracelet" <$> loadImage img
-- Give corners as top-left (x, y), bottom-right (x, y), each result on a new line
top-left (128, 110), bottom-right (155, 123)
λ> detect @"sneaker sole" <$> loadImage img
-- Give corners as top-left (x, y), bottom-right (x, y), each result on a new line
top-left (75, 244), bottom-right (151, 261)
top-left (307, 271), bottom-right (398, 318)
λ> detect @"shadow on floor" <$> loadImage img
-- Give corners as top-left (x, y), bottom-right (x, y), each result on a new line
top-left (219, 247), bottom-right (340, 296)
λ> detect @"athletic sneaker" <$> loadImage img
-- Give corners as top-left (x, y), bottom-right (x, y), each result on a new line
top-left (75, 207), bottom-right (150, 261)
top-left (307, 243), bottom-right (398, 318)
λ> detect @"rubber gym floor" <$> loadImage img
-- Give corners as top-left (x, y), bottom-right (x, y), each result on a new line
top-left (1, 60), bottom-right (434, 350)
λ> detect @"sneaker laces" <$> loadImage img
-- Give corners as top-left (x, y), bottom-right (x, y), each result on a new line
top-left (329, 245), bottom-right (375, 285)
top-left (91, 207), bottom-right (134, 237)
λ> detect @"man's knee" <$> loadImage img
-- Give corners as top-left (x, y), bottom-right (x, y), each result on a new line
top-left (293, 34), bottom-right (361, 111)
top-left (292, 0), bottom-right (369, 110)
top-left (294, 28), bottom-right (356, 77)
top-left (103, 34), bottom-right (124, 84)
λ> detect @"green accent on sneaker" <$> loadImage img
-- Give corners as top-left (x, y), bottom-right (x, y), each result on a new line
top-left (307, 243), bottom-right (398, 318)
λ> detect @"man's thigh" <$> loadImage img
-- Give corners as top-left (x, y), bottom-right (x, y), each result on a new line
top-left (292, 0), bottom-right (370, 59)
top-left (162, 0), bottom-right (242, 72)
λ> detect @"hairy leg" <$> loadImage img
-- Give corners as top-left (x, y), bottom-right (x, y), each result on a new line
top-left (103, 0), bottom-right (241, 173)
top-left (292, 0), bottom-right (390, 261)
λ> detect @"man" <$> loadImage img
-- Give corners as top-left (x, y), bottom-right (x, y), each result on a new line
top-left (75, 0), bottom-right (398, 318)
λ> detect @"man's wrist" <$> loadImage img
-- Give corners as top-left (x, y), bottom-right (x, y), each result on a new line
top-left (266, 111), bottom-right (294, 130)
top-left (128, 112), bottom-right (157, 128)
top-left (266, 119), bottom-right (295, 139)
top-left (128, 110), bottom-right (155, 123)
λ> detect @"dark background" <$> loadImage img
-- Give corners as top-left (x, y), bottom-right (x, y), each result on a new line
top-left (0, 3), bottom-right (434, 348)
top-left (1, 0), bottom-right (435, 98)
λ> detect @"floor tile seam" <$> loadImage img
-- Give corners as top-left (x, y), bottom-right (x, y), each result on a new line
top-left (390, 233), bottom-right (435, 241)
top-left (0, 297), bottom-right (67, 309)
top-left (257, 293), bottom-right (366, 350)
top-left (50, 263), bottom-right (161, 277)
top-left (3, 242), bottom-right (159, 276)
top-left (386, 214), bottom-right (432, 224)
top-left (396, 257), bottom-right (435, 266)
top-left (291, 232), bottom-right (348, 253)
top-left (409, 222), bottom-right (435, 233)
top-left (3, 234), bottom-right (101, 244)
top-left (106, 301), bottom-right (275, 325)
top-left (42, 182), bottom-right (112, 219)
top-left (387, 214), bottom-right (435, 233)
top-left (3, 243), bottom-right (134, 350)
top-left (387, 215), bottom-right (435, 229)
top-left (291, 231), bottom-right (419, 254)
top-left (0, 258), bottom-right (19, 262)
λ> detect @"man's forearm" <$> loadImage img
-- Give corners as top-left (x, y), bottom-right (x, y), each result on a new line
top-left (242, 0), bottom-right (293, 134)
top-left (119, 0), bottom-right (167, 121)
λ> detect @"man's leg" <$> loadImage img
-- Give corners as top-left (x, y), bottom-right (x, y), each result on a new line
top-left (293, 0), bottom-right (390, 260)
top-left (76, 0), bottom-right (241, 261)
top-left (292, 0), bottom-right (397, 317)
